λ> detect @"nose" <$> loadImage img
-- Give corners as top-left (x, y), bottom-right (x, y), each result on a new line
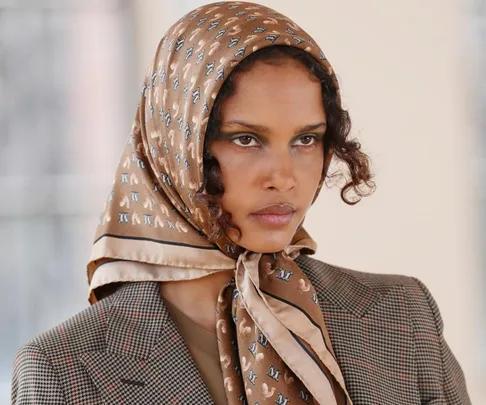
top-left (262, 151), bottom-right (297, 192)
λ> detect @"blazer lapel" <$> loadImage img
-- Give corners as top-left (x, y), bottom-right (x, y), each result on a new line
top-left (79, 282), bottom-right (214, 405)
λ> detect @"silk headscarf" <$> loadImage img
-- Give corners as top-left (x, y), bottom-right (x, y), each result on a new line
top-left (88, 2), bottom-right (351, 404)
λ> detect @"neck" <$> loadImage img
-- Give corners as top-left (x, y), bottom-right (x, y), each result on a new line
top-left (159, 270), bottom-right (234, 332)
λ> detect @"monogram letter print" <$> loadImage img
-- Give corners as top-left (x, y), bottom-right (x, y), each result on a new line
top-left (299, 390), bottom-right (310, 404)
top-left (144, 214), bottom-right (152, 226)
top-left (248, 341), bottom-right (257, 357)
top-left (247, 370), bottom-right (257, 385)
top-left (118, 212), bottom-right (129, 224)
top-left (267, 365), bottom-right (280, 382)
top-left (257, 330), bottom-right (269, 348)
top-left (276, 268), bottom-right (292, 282)
top-left (275, 393), bottom-right (291, 405)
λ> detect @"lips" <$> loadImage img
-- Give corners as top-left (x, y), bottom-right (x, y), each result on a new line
top-left (251, 204), bottom-right (296, 216)
top-left (249, 204), bottom-right (296, 227)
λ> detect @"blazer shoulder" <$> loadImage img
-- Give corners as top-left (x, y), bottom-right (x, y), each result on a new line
top-left (297, 254), bottom-right (421, 293)
top-left (20, 294), bottom-right (113, 362)
top-left (12, 341), bottom-right (66, 404)
top-left (296, 254), bottom-right (438, 319)
top-left (11, 295), bottom-right (114, 404)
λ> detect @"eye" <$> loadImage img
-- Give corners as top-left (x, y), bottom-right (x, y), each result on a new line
top-left (232, 135), bottom-right (259, 147)
top-left (294, 134), bottom-right (318, 147)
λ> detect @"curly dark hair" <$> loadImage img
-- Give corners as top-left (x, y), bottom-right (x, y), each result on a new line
top-left (196, 45), bottom-right (375, 243)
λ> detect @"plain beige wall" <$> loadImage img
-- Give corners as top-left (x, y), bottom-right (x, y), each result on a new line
top-left (132, 0), bottom-right (483, 402)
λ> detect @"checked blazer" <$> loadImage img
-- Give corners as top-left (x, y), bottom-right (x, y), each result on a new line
top-left (11, 255), bottom-right (471, 404)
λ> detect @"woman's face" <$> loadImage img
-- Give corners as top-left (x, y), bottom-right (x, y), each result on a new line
top-left (209, 59), bottom-right (326, 253)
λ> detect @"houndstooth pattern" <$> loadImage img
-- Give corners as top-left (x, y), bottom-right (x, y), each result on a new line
top-left (11, 256), bottom-right (471, 404)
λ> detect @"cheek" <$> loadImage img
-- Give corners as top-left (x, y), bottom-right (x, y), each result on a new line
top-left (295, 148), bottom-right (325, 182)
top-left (217, 154), bottom-right (258, 208)
top-left (297, 160), bottom-right (324, 205)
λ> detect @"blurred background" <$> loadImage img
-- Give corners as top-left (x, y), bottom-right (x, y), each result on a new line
top-left (0, 0), bottom-right (484, 403)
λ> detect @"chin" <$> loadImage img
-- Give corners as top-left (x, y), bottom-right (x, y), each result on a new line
top-left (238, 230), bottom-right (294, 254)
top-left (256, 244), bottom-right (288, 254)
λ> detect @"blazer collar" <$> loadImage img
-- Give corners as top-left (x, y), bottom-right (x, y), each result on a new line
top-left (104, 281), bottom-right (168, 359)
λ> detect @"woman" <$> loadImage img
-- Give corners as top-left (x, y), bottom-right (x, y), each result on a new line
top-left (11, 2), bottom-right (470, 404)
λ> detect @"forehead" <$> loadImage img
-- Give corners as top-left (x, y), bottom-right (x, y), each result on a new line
top-left (221, 61), bottom-right (325, 124)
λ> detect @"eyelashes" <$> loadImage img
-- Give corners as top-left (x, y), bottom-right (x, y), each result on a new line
top-left (228, 133), bottom-right (324, 149)
top-left (231, 135), bottom-right (258, 147)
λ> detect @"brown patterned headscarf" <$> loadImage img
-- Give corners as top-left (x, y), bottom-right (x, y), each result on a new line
top-left (88, 1), bottom-right (351, 404)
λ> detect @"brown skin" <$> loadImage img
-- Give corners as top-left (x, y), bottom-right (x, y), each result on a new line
top-left (160, 59), bottom-right (326, 330)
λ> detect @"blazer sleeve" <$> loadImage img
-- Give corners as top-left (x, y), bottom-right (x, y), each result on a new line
top-left (11, 342), bottom-right (65, 405)
top-left (408, 277), bottom-right (471, 405)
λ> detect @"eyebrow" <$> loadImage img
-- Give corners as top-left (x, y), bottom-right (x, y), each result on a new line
top-left (222, 120), bottom-right (327, 134)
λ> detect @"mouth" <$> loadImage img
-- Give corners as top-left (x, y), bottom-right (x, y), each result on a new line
top-left (249, 204), bottom-right (296, 227)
